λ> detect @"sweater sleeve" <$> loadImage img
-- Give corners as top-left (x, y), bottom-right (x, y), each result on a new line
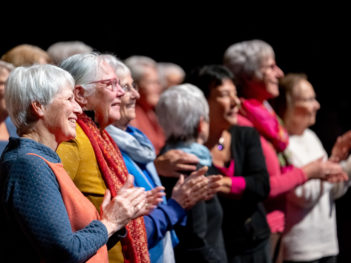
top-left (144, 198), bottom-right (186, 248)
top-left (5, 155), bottom-right (108, 263)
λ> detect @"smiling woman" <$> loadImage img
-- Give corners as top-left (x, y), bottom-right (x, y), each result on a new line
top-left (0, 64), bottom-right (141, 262)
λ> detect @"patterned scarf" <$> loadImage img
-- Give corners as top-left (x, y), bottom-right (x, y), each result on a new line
top-left (77, 113), bottom-right (150, 263)
top-left (239, 98), bottom-right (289, 152)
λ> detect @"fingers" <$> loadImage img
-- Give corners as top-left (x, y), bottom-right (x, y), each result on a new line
top-left (100, 189), bottom-right (111, 214)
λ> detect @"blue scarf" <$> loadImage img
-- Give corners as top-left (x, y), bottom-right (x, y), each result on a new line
top-left (106, 125), bottom-right (178, 263)
top-left (162, 141), bottom-right (212, 167)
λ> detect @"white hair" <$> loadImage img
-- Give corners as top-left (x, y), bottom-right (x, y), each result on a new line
top-left (156, 83), bottom-right (209, 142)
top-left (223, 39), bottom-right (274, 87)
top-left (5, 64), bottom-right (74, 135)
top-left (124, 55), bottom-right (157, 83)
top-left (101, 54), bottom-right (131, 79)
top-left (59, 52), bottom-right (105, 96)
top-left (47, 41), bottom-right (93, 65)
top-left (157, 62), bottom-right (185, 88)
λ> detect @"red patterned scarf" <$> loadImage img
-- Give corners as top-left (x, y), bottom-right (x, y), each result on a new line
top-left (77, 113), bottom-right (150, 263)
top-left (239, 98), bottom-right (289, 152)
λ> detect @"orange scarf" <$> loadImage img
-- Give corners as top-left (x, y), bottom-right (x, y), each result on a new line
top-left (27, 153), bottom-right (108, 263)
top-left (77, 113), bottom-right (150, 263)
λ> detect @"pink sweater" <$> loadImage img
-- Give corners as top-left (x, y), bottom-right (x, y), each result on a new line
top-left (237, 114), bottom-right (307, 233)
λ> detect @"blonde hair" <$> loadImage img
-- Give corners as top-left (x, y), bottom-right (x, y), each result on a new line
top-left (2, 44), bottom-right (52, 67)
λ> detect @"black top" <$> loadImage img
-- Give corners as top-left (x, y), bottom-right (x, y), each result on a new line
top-left (219, 125), bottom-right (271, 258)
top-left (160, 158), bottom-right (227, 263)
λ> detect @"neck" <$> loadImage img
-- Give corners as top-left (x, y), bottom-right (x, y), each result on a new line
top-left (0, 110), bottom-right (8, 123)
top-left (206, 126), bottom-right (224, 151)
top-left (285, 117), bottom-right (306, 136)
top-left (22, 127), bottom-right (58, 151)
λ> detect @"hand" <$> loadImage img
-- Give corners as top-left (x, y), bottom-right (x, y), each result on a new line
top-left (204, 174), bottom-right (223, 199)
top-left (330, 130), bottom-right (351, 162)
top-left (100, 174), bottom-right (146, 237)
top-left (214, 176), bottom-right (232, 194)
top-left (132, 186), bottom-right (165, 218)
top-left (171, 166), bottom-right (210, 209)
top-left (154, 149), bottom-right (199, 177)
top-left (302, 158), bottom-right (347, 181)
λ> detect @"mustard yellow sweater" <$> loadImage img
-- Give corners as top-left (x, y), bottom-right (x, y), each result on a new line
top-left (57, 124), bottom-right (124, 263)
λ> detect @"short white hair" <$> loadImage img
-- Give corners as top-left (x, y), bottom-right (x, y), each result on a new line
top-left (59, 52), bottom-right (105, 96)
top-left (223, 39), bottom-right (274, 87)
top-left (47, 41), bottom-right (93, 65)
top-left (156, 83), bottom-right (209, 142)
top-left (124, 55), bottom-right (157, 83)
top-left (101, 54), bottom-right (131, 79)
top-left (5, 64), bottom-right (74, 135)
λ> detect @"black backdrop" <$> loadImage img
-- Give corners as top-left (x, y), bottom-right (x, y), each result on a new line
top-left (2, 11), bottom-right (351, 261)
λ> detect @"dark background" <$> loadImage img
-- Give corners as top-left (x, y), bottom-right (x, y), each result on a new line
top-left (2, 10), bottom-right (351, 261)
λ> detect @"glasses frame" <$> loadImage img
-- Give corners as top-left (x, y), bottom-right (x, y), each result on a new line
top-left (87, 78), bottom-right (120, 92)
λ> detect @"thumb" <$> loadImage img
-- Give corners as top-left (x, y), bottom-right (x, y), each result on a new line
top-left (122, 174), bottom-right (135, 189)
top-left (174, 174), bottom-right (185, 190)
top-left (100, 189), bottom-right (111, 215)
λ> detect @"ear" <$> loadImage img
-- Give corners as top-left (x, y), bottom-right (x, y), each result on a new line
top-left (197, 116), bottom-right (208, 144)
top-left (74, 85), bottom-right (87, 106)
top-left (31, 101), bottom-right (45, 118)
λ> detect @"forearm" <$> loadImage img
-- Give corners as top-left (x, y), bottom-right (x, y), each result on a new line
top-left (144, 199), bottom-right (186, 248)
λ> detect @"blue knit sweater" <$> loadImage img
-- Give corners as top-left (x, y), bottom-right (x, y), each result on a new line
top-left (0, 137), bottom-right (108, 263)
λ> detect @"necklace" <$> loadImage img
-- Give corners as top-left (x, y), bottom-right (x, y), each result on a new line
top-left (217, 136), bottom-right (224, 151)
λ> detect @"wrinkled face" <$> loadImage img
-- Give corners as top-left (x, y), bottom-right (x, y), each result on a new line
top-left (43, 83), bottom-right (82, 144)
top-left (85, 62), bottom-right (125, 128)
top-left (117, 73), bottom-right (140, 128)
top-left (138, 66), bottom-right (162, 108)
top-left (259, 56), bottom-right (284, 99)
top-left (0, 68), bottom-right (10, 113)
top-left (290, 79), bottom-right (320, 129)
top-left (208, 78), bottom-right (241, 130)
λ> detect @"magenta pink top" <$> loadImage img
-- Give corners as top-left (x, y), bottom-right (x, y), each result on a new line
top-left (237, 106), bottom-right (307, 233)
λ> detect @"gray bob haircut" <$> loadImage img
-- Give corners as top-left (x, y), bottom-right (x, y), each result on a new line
top-left (156, 83), bottom-right (209, 142)
top-left (223, 39), bottom-right (275, 87)
top-left (5, 64), bottom-right (74, 135)
top-left (124, 55), bottom-right (157, 83)
top-left (59, 52), bottom-right (104, 96)
top-left (101, 54), bottom-right (131, 79)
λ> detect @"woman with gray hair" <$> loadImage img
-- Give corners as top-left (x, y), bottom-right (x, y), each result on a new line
top-left (57, 53), bottom-right (163, 263)
top-left (156, 84), bottom-right (227, 263)
top-left (125, 55), bottom-right (165, 154)
top-left (103, 55), bottom-right (216, 263)
top-left (224, 39), bottom-right (345, 262)
top-left (0, 60), bottom-right (17, 154)
top-left (0, 64), bottom-right (148, 262)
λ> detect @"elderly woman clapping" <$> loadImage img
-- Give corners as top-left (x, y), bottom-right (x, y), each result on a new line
top-left (0, 64), bottom-right (148, 262)
top-left (57, 53), bottom-right (163, 263)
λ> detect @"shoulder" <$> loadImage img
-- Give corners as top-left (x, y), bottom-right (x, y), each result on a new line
top-left (229, 125), bottom-right (260, 140)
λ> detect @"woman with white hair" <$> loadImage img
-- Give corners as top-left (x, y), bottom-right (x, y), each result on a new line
top-left (57, 53), bottom-right (164, 263)
top-left (103, 55), bottom-right (217, 263)
top-left (224, 39), bottom-right (345, 262)
top-left (156, 83), bottom-right (227, 263)
top-left (0, 64), bottom-right (147, 262)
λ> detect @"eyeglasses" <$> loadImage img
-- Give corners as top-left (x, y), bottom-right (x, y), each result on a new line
top-left (87, 78), bottom-right (120, 92)
top-left (121, 82), bottom-right (139, 93)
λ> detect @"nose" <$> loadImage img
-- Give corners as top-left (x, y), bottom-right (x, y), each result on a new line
top-left (116, 81), bottom-right (125, 97)
top-left (73, 99), bottom-right (83, 114)
top-left (132, 87), bottom-right (140, 99)
top-left (275, 65), bottom-right (284, 78)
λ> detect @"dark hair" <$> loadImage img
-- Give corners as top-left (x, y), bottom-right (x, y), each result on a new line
top-left (186, 65), bottom-right (234, 98)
